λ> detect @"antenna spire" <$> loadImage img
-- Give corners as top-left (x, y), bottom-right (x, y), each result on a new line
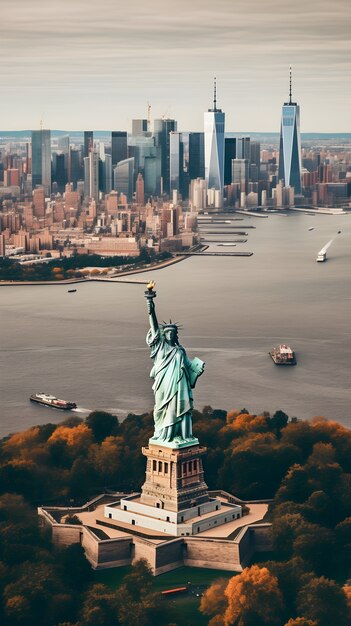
top-left (289, 65), bottom-right (292, 105)
top-left (213, 76), bottom-right (217, 111)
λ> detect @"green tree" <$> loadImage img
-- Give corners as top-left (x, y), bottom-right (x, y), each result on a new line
top-left (297, 577), bottom-right (350, 626)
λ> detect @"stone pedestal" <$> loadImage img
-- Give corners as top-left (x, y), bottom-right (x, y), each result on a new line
top-left (140, 443), bottom-right (210, 512)
top-left (104, 440), bottom-right (242, 536)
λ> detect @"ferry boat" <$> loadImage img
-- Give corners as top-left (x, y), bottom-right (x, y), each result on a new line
top-left (269, 345), bottom-right (296, 365)
top-left (30, 393), bottom-right (77, 410)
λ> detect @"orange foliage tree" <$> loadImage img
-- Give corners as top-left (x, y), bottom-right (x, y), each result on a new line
top-left (201, 565), bottom-right (284, 626)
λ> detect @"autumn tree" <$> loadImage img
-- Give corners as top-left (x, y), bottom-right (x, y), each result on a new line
top-left (201, 565), bottom-right (284, 626)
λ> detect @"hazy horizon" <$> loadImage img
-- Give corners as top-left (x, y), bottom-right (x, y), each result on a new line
top-left (1, 0), bottom-right (350, 132)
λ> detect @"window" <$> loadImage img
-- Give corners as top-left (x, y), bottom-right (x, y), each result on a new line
top-left (153, 460), bottom-right (157, 471)
top-left (189, 461), bottom-right (193, 472)
top-left (166, 516), bottom-right (170, 522)
top-left (181, 516), bottom-right (184, 522)
top-left (197, 527), bottom-right (200, 532)
top-left (194, 460), bottom-right (198, 471)
top-left (132, 520), bottom-right (135, 525)
top-left (216, 505), bottom-right (219, 511)
top-left (156, 503), bottom-right (160, 508)
top-left (164, 462), bottom-right (168, 474)
top-left (108, 513), bottom-right (112, 519)
top-left (158, 461), bottom-right (162, 472)
top-left (124, 505), bottom-right (127, 511)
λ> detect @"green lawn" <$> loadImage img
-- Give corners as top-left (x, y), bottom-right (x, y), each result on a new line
top-left (95, 565), bottom-right (234, 591)
top-left (95, 566), bottom-right (235, 626)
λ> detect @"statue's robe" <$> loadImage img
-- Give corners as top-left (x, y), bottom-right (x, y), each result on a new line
top-left (146, 328), bottom-right (196, 435)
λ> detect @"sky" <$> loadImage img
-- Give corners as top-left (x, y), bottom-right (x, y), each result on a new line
top-left (0, 0), bottom-right (350, 132)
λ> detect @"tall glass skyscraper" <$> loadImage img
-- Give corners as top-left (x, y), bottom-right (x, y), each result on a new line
top-left (111, 132), bottom-right (128, 168)
top-left (31, 129), bottom-right (51, 194)
top-left (278, 67), bottom-right (302, 194)
top-left (204, 79), bottom-right (225, 196)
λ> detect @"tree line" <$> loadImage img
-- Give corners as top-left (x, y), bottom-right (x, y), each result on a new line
top-left (0, 406), bottom-right (351, 625)
top-left (0, 249), bottom-right (171, 281)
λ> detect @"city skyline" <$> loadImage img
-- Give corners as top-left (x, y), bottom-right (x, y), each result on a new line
top-left (1, 0), bottom-right (350, 132)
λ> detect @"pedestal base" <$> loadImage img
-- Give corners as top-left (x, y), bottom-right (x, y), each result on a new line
top-left (104, 442), bottom-right (242, 536)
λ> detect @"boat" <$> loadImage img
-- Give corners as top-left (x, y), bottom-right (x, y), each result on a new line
top-left (269, 345), bottom-right (296, 365)
top-left (68, 289), bottom-right (77, 293)
top-left (316, 238), bottom-right (334, 262)
top-left (30, 393), bottom-right (77, 410)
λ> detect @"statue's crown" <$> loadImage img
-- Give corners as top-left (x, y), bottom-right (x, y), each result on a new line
top-left (161, 319), bottom-right (180, 331)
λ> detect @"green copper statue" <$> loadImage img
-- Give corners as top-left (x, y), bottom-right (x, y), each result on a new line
top-left (145, 281), bottom-right (204, 446)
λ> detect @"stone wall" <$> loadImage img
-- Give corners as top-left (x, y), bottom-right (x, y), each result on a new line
top-left (184, 537), bottom-right (242, 572)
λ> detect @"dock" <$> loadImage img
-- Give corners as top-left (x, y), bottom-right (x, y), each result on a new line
top-left (199, 231), bottom-right (248, 236)
top-left (175, 251), bottom-right (253, 257)
top-left (234, 210), bottom-right (268, 218)
top-left (200, 239), bottom-right (248, 243)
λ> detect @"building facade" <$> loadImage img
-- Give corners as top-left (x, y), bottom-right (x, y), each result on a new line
top-left (278, 68), bottom-right (302, 194)
top-left (204, 80), bottom-right (225, 200)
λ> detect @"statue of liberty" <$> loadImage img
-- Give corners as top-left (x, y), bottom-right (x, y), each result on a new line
top-left (145, 282), bottom-right (204, 446)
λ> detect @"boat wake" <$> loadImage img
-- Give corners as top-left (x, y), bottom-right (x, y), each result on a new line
top-left (72, 407), bottom-right (91, 413)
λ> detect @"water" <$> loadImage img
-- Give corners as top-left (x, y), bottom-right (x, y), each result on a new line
top-left (0, 212), bottom-right (350, 438)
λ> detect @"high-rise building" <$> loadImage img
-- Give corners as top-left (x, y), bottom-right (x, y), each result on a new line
top-left (84, 131), bottom-right (93, 158)
top-left (278, 67), bottom-right (302, 194)
top-left (111, 132), bottom-right (128, 168)
top-left (232, 159), bottom-right (249, 193)
top-left (236, 137), bottom-right (250, 161)
top-left (154, 118), bottom-right (177, 196)
top-left (84, 151), bottom-right (99, 201)
top-left (169, 132), bottom-right (184, 196)
top-left (113, 157), bottom-right (134, 202)
top-left (58, 135), bottom-right (70, 184)
top-left (224, 138), bottom-right (236, 185)
top-left (31, 129), bottom-right (51, 195)
top-left (32, 187), bottom-right (45, 218)
top-left (52, 153), bottom-right (66, 193)
top-left (188, 132), bottom-right (205, 181)
top-left (0, 233), bottom-right (6, 258)
top-left (204, 79), bottom-right (225, 197)
top-left (70, 148), bottom-right (82, 189)
top-left (132, 119), bottom-right (149, 136)
top-left (135, 173), bottom-right (145, 205)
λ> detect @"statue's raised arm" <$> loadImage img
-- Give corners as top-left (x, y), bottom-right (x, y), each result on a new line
top-left (145, 281), bottom-right (158, 336)
top-left (144, 282), bottom-right (205, 448)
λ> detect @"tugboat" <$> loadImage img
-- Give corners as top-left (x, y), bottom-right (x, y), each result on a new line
top-left (269, 345), bottom-right (296, 365)
top-left (30, 393), bottom-right (77, 410)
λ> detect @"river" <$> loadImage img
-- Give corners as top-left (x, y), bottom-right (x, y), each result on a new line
top-left (0, 211), bottom-right (350, 438)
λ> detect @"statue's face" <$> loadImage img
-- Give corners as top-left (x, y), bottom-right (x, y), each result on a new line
top-left (164, 327), bottom-right (178, 345)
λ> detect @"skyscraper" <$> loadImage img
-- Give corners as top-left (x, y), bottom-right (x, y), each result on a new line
top-left (111, 132), bottom-right (128, 168)
top-left (113, 157), bottom-right (134, 202)
top-left (236, 137), bottom-right (250, 161)
top-left (154, 118), bottom-right (177, 196)
top-left (31, 129), bottom-right (51, 195)
top-left (188, 132), bottom-right (205, 181)
top-left (84, 131), bottom-right (93, 158)
top-left (169, 132), bottom-right (184, 196)
top-left (132, 119), bottom-right (149, 136)
top-left (204, 79), bottom-right (225, 198)
top-left (83, 151), bottom-right (99, 201)
top-left (224, 138), bottom-right (236, 185)
top-left (278, 67), bottom-right (302, 194)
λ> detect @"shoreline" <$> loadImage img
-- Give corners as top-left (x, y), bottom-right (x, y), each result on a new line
top-left (0, 254), bottom-right (187, 286)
